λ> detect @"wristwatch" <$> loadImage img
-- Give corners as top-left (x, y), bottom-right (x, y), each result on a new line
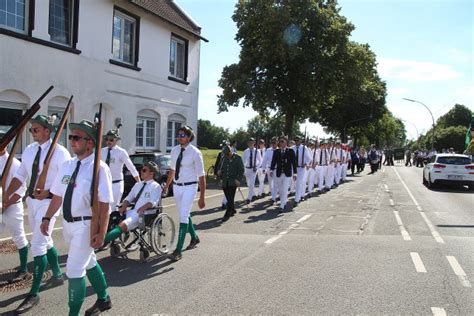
top-left (42, 216), bottom-right (51, 222)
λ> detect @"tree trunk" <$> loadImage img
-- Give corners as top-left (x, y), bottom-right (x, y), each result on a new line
top-left (285, 110), bottom-right (295, 138)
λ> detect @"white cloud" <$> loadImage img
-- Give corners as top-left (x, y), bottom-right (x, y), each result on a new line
top-left (447, 48), bottom-right (471, 64)
top-left (377, 57), bottom-right (463, 82)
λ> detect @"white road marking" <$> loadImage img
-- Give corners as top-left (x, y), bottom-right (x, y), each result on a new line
top-left (446, 256), bottom-right (472, 288)
top-left (392, 167), bottom-right (444, 244)
top-left (410, 252), bottom-right (427, 273)
top-left (389, 199), bottom-right (394, 206)
top-left (0, 226), bottom-right (63, 242)
top-left (383, 168), bottom-right (386, 173)
top-left (265, 215), bottom-right (312, 244)
top-left (384, 184), bottom-right (389, 190)
top-left (296, 214), bottom-right (312, 223)
top-left (431, 307), bottom-right (447, 316)
top-left (358, 180), bottom-right (364, 184)
top-left (264, 235), bottom-right (283, 244)
top-left (393, 211), bottom-right (412, 241)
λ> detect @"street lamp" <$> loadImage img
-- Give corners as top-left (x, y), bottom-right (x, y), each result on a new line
top-left (343, 115), bottom-right (373, 143)
top-left (403, 98), bottom-right (436, 150)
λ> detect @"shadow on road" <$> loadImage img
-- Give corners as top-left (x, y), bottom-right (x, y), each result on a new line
top-left (424, 183), bottom-right (473, 194)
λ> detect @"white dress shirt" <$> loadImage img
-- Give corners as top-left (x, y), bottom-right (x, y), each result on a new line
top-left (124, 179), bottom-right (161, 210)
top-left (293, 145), bottom-right (312, 167)
top-left (243, 148), bottom-right (262, 169)
top-left (170, 144), bottom-right (205, 183)
top-left (0, 153), bottom-right (26, 197)
top-left (101, 145), bottom-right (139, 181)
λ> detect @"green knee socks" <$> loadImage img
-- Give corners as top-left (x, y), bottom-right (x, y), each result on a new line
top-left (175, 223), bottom-right (188, 252)
top-left (68, 277), bottom-right (86, 316)
top-left (18, 246), bottom-right (28, 273)
top-left (188, 217), bottom-right (198, 240)
top-left (46, 246), bottom-right (62, 278)
top-left (86, 264), bottom-right (109, 301)
top-left (30, 255), bottom-right (47, 296)
top-left (104, 226), bottom-right (123, 243)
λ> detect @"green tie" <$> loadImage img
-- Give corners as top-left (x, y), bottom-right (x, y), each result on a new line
top-left (63, 161), bottom-right (81, 222)
top-left (105, 148), bottom-right (111, 166)
top-left (27, 146), bottom-right (42, 196)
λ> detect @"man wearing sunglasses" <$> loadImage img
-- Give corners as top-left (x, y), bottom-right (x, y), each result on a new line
top-left (101, 129), bottom-right (140, 212)
top-left (164, 125), bottom-right (206, 262)
top-left (6, 115), bottom-right (71, 314)
top-left (270, 137), bottom-right (297, 212)
top-left (103, 161), bottom-right (161, 243)
top-left (41, 120), bottom-right (114, 316)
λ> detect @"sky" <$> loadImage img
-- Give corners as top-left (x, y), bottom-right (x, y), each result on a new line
top-left (176, 0), bottom-right (473, 141)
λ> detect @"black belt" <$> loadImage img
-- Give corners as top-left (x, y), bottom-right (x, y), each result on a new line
top-left (173, 181), bottom-right (197, 186)
top-left (65, 216), bottom-right (92, 223)
top-left (112, 179), bottom-right (123, 183)
top-left (28, 194), bottom-right (52, 200)
top-left (245, 167), bottom-right (255, 169)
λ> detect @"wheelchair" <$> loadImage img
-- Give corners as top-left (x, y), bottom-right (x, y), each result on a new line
top-left (108, 201), bottom-right (176, 262)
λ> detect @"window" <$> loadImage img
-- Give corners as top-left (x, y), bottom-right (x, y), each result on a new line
top-left (0, 101), bottom-right (26, 156)
top-left (48, 0), bottom-right (73, 45)
top-left (167, 114), bottom-right (186, 150)
top-left (0, 0), bottom-right (29, 33)
top-left (169, 34), bottom-right (188, 80)
top-left (48, 107), bottom-right (68, 147)
top-left (136, 117), bottom-right (157, 149)
top-left (112, 8), bottom-right (138, 65)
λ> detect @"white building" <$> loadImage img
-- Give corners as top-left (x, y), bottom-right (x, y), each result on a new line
top-left (0, 0), bottom-right (207, 154)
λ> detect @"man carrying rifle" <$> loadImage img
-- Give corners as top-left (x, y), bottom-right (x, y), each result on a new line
top-left (0, 137), bottom-right (28, 282)
top-left (6, 115), bottom-right (71, 314)
top-left (41, 120), bottom-right (114, 316)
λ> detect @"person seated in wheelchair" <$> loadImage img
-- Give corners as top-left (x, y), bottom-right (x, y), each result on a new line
top-left (104, 161), bottom-right (162, 244)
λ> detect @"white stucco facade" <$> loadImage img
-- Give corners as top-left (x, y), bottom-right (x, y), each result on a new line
top-left (0, 0), bottom-right (203, 154)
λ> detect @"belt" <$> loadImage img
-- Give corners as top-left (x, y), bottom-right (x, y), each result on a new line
top-left (112, 179), bottom-right (123, 183)
top-left (65, 216), bottom-right (92, 223)
top-left (245, 167), bottom-right (255, 169)
top-left (173, 181), bottom-right (197, 186)
top-left (28, 194), bottom-right (52, 200)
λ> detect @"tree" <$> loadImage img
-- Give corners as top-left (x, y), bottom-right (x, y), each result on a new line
top-left (246, 115), bottom-right (300, 141)
top-left (197, 119), bottom-right (230, 149)
top-left (360, 111), bottom-right (406, 148)
top-left (421, 126), bottom-right (468, 153)
top-left (218, 0), bottom-right (354, 137)
top-left (436, 104), bottom-right (472, 129)
top-left (229, 127), bottom-right (250, 151)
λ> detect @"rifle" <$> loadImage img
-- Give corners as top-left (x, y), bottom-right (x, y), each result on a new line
top-left (0, 86), bottom-right (53, 151)
top-left (33, 95), bottom-right (73, 195)
top-left (90, 104), bottom-right (105, 241)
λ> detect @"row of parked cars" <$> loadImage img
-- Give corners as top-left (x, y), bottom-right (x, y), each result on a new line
top-left (422, 153), bottom-right (474, 190)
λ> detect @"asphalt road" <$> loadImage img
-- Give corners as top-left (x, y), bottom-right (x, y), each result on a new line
top-left (1, 163), bottom-right (472, 315)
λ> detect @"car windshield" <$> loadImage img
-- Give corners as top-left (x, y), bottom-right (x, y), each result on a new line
top-left (130, 155), bottom-right (156, 168)
top-left (436, 156), bottom-right (471, 165)
top-left (156, 155), bottom-right (171, 168)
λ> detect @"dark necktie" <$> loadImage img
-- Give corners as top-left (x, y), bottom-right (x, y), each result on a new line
top-left (63, 160), bottom-right (81, 222)
top-left (133, 182), bottom-right (147, 204)
top-left (175, 147), bottom-right (185, 180)
top-left (27, 146), bottom-right (42, 196)
top-left (105, 148), bottom-right (111, 166)
top-left (296, 146), bottom-right (299, 167)
top-left (249, 150), bottom-right (253, 168)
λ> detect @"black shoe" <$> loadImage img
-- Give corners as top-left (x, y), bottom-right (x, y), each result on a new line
top-left (230, 209), bottom-right (236, 216)
top-left (168, 250), bottom-right (182, 262)
top-left (221, 215), bottom-right (230, 222)
top-left (48, 274), bottom-right (65, 287)
top-left (9, 270), bottom-right (27, 283)
top-left (15, 294), bottom-right (39, 314)
top-left (85, 296), bottom-right (112, 316)
top-left (221, 204), bottom-right (226, 210)
top-left (186, 238), bottom-right (200, 250)
top-left (246, 199), bottom-right (251, 205)
top-left (294, 201), bottom-right (299, 207)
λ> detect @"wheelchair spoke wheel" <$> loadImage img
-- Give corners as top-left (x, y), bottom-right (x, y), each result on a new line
top-left (150, 213), bottom-right (176, 255)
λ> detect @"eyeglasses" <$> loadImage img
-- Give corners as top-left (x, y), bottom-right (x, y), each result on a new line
top-left (141, 168), bottom-right (150, 173)
top-left (68, 135), bottom-right (90, 142)
top-left (106, 138), bottom-right (116, 142)
top-left (29, 127), bottom-right (43, 134)
top-left (176, 133), bottom-right (188, 138)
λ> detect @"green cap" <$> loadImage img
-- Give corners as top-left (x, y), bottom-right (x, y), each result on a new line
top-left (105, 129), bottom-right (120, 140)
top-left (31, 114), bottom-right (56, 131)
top-left (69, 120), bottom-right (97, 144)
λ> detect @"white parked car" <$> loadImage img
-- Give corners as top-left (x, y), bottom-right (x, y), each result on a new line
top-left (423, 154), bottom-right (474, 190)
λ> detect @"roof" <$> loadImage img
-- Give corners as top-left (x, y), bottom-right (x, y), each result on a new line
top-left (129, 0), bottom-right (208, 42)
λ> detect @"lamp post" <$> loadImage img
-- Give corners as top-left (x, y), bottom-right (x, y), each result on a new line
top-left (343, 115), bottom-right (373, 143)
top-left (403, 98), bottom-right (436, 150)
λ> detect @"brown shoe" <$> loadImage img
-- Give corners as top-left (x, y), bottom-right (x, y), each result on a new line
top-left (15, 294), bottom-right (39, 314)
top-left (186, 238), bottom-right (200, 250)
top-left (168, 250), bottom-right (182, 261)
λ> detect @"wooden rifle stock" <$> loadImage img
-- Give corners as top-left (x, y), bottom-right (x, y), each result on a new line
top-left (34, 95), bottom-right (73, 194)
top-left (0, 86), bottom-right (53, 151)
top-left (90, 104), bottom-right (104, 240)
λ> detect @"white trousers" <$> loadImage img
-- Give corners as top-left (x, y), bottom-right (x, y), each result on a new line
top-left (111, 181), bottom-right (124, 212)
top-left (335, 163), bottom-right (342, 184)
top-left (325, 164), bottom-right (335, 189)
top-left (342, 163), bottom-right (348, 181)
top-left (275, 175), bottom-right (290, 209)
top-left (244, 169), bottom-right (257, 200)
top-left (27, 197), bottom-right (59, 257)
top-left (295, 167), bottom-right (307, 202)
top-left (173, 183), bottom-right (198, 223)
top-left (267, 169), bottom-right (277, 201)
top-left (63, 220), bottom-right (96, 278)
top-left (257, 169), bottom-right (266, 196)
top-left (0, 202), bottom-right (28, 249)
top-left (290, 176), bottom-right (295, 193)
top-left (318, 166), bottom-right (328, 191)
top-left (307, 167), bottom-right (320, 193)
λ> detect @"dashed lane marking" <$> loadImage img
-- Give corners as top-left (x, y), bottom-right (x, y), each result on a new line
top-left (389, 199), bottom-right (394, 206)
top-left (431, 307), bottom-right (447, 316)
top-left (265, 215), bottom-right (312, 244)
top-left (394, 211), bottom-right (412, 241)
top-left (392, 167), bottom-right (444, 244)
top-left (446, 256), bottom-right (472, 288)
top-left (410, 252), bottom-right (427, 273)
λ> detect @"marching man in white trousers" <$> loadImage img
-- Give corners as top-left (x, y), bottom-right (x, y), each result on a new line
top-left (318, 143), bottom-right (329, 193)
top-left (256, 139), bottom-right (267, 198)
top-left (242, 138), bottom-right (262, 203)
top-left (262, 138), bottom-right (278, 202)
top-left (293, 136), bottom-right (312, 205)
top-left (307, 140), bottom-right (321, 196)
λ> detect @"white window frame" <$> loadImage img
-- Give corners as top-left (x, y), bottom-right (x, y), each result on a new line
top-left (136, 116), bottom-right (157, 150)
top-left (48, 106), bottom-right (70, 148)
top-left (112, 9), bottom-right (136, 65)
top-left (167, 119), bottom-right (185, 151)
top-left (169, 35), bottom-right (186, 80)
top-left (0, 101), bottom-right (26, 156)
top-left (0, 0), bottom-right (29, 34)
top-left (48, 0), bottom-right (74, 46)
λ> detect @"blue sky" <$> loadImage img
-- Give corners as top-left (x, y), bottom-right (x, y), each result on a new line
top-left (177, 0), bottom-right (473, 141)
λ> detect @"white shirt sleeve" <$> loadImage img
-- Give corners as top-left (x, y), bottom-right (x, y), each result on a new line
top-left (122, 149), bottom-right (139, 178)
top-left (50, 161), bottom-right (68, 198)
top-left (194, 149), bottom-right (205, 178)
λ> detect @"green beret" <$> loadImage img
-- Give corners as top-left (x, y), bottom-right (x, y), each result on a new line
top-left (105, 129), bottom-right (120, 140)
top-left (69, 120), bottom-right (97, 144)
top-left (31, 115), bottom-right (56, 131)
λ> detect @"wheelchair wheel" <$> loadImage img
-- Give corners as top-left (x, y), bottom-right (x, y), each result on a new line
top-left (150, 213), bottom-right (176, 255)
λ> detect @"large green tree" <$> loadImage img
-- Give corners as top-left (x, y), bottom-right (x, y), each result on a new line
top-left (197, 119), bottom-right (230, 149)
top-left (246, 115), bottom-right (300, 141)
top-left (218, 0), bottom-right (354, 137)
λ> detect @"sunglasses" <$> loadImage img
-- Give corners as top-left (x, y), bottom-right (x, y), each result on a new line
top-left (106, 138), bottom-right (116, 142)
top-left (68, 135), bottom-right (90, 142)
top-left (176, 133), bottom-right (188, 138)
top-left (29, 127), bottom-right (43, 134)
top-left (141, 168), bottom-right (150, 173)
